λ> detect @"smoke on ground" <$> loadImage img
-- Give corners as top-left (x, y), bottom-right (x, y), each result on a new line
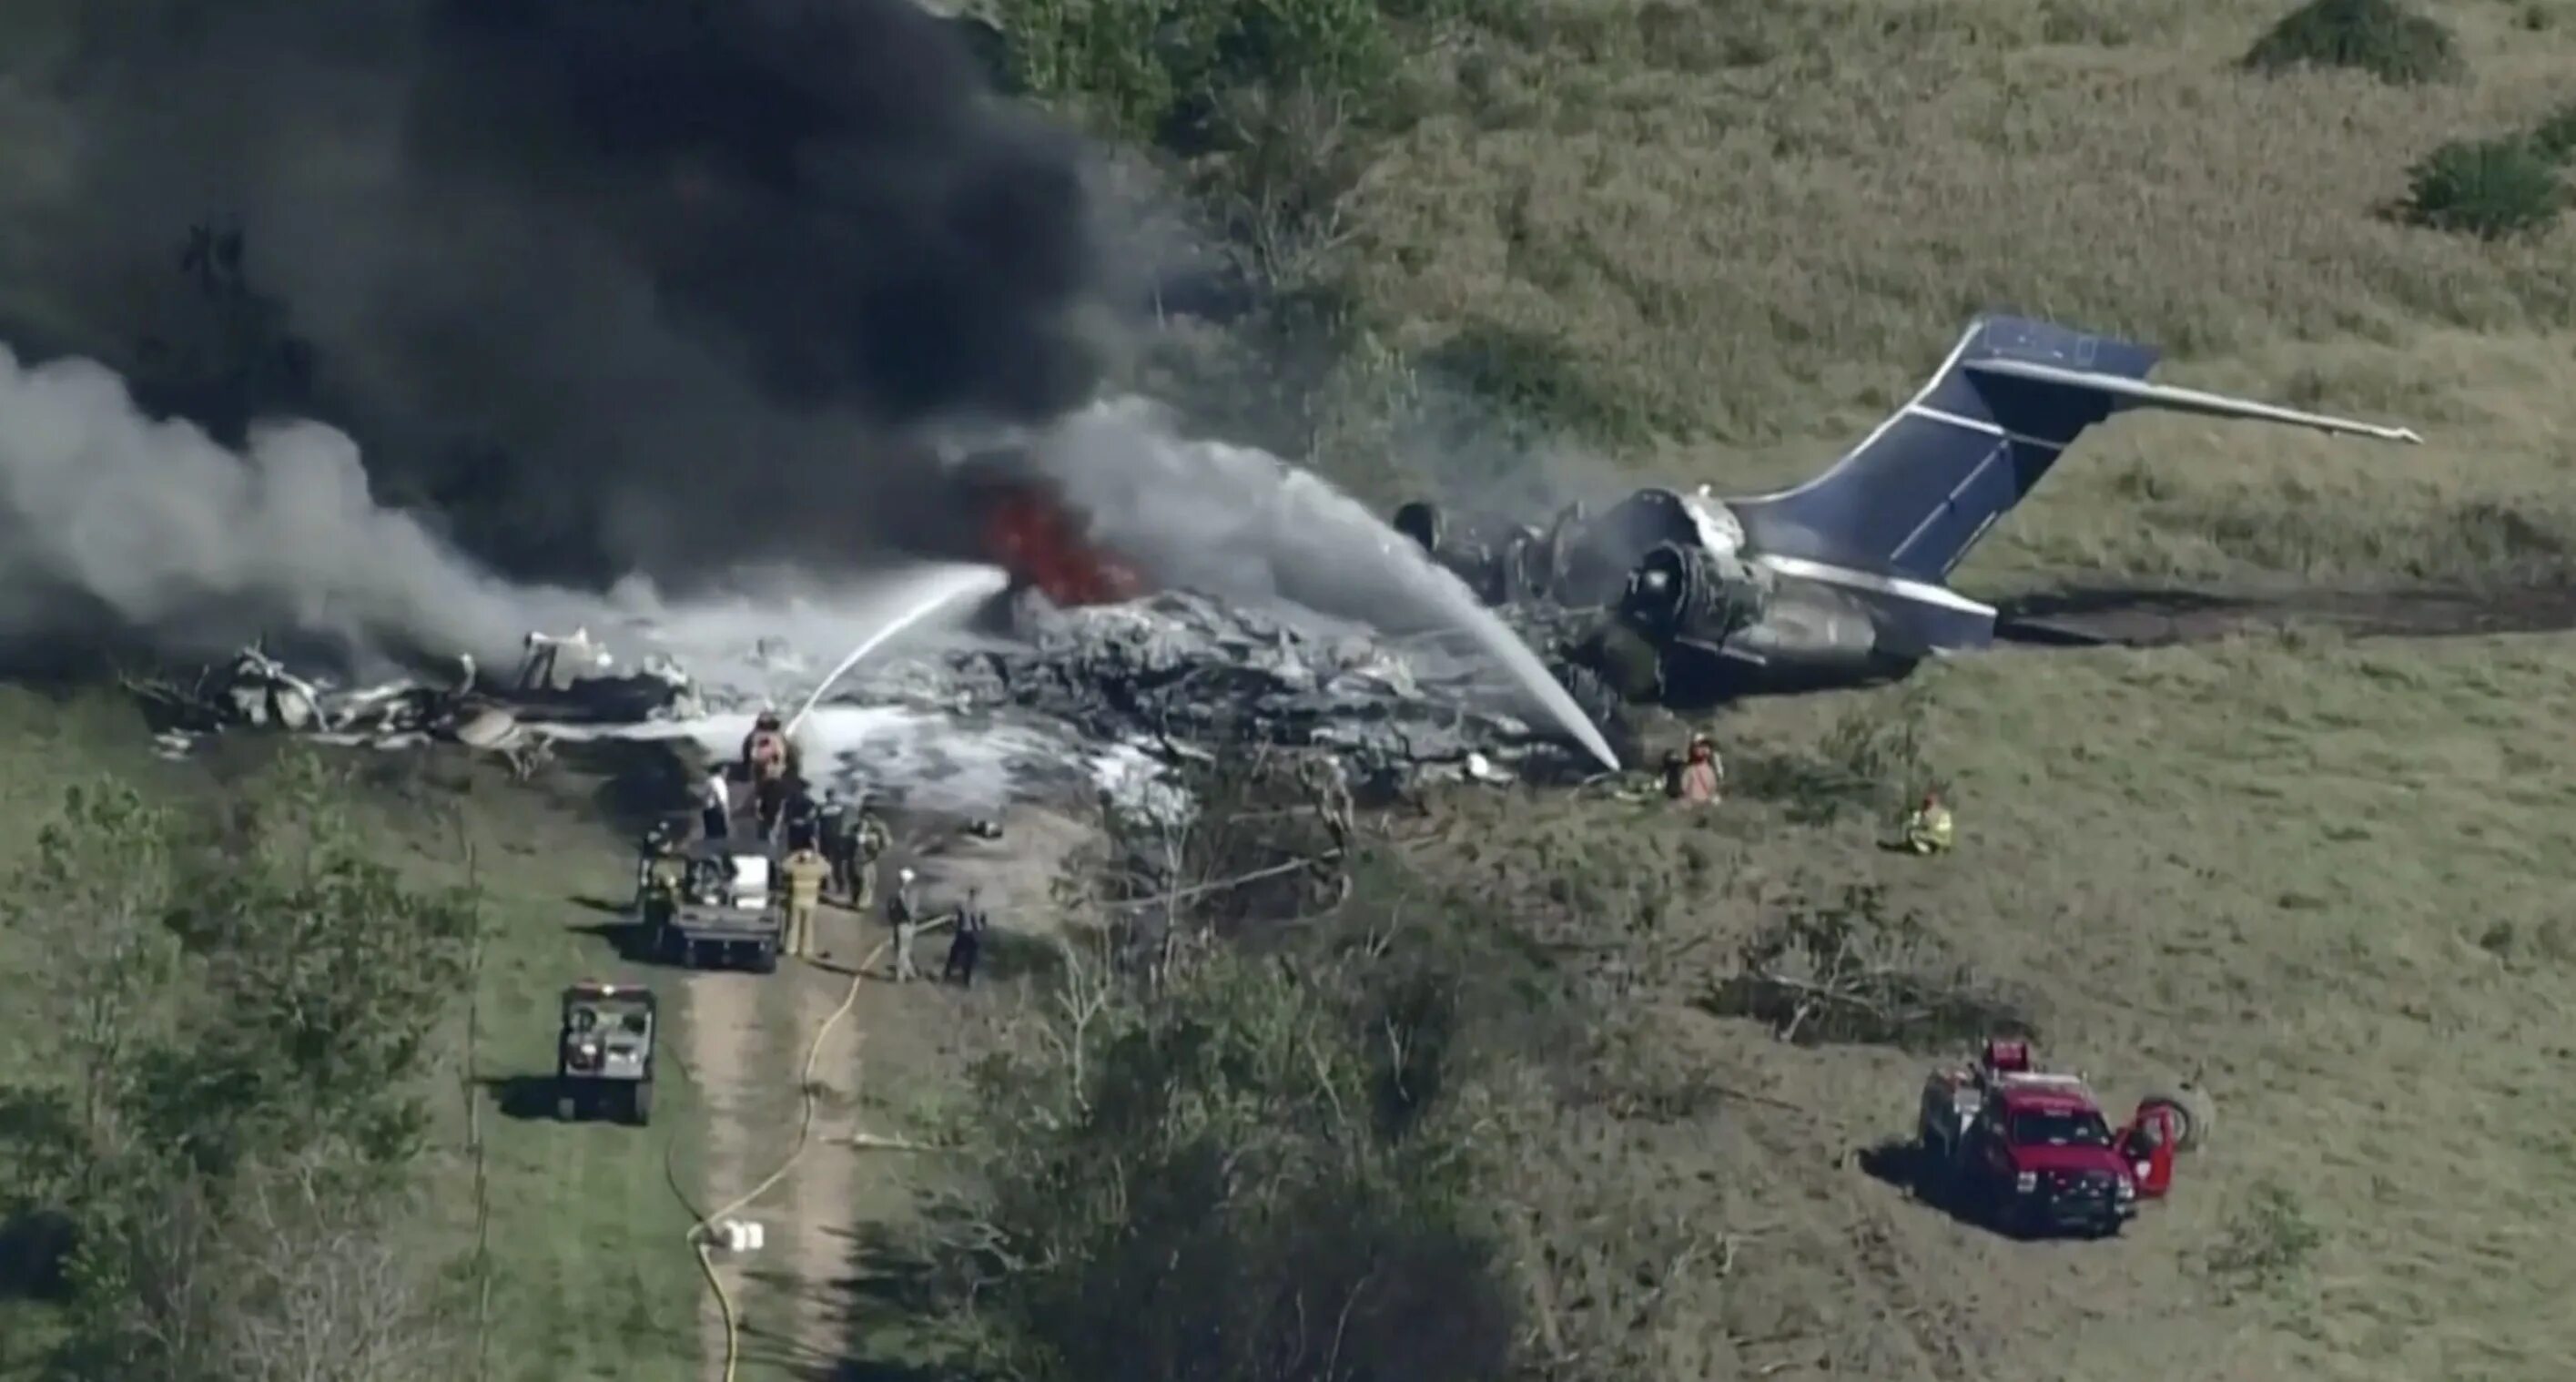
top-left (0, 343), bottom-right (601, 669)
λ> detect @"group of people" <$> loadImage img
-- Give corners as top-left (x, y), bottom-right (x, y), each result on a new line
top-left (1662, 729), bottom-right (1954, 855)
top-left (637, 709), bottom-right (996, 984)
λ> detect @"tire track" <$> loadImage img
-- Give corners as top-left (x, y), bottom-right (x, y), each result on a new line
top-left (1994, 584), bottom-right (2576, 650)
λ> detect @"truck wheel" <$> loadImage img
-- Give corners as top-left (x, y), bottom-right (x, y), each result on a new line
top-left (690, 941), bottom-right (712, 969)
top-left (555, 1091), bottom-right (578, 1123)
top-left (631, 1082), bottom-right (654, 1126)
top-left (751, 940), bottom-right (779, 974)
top-left (2140, 1089), bottom-right (2214, 1153)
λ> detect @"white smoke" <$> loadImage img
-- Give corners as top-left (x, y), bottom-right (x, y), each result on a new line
top-left (0, 348), bottom-right (1615, 767)
top-left (1022, 397), bottom-right (1620, 767)
top-left (0, 344), bottom-right (601, 667)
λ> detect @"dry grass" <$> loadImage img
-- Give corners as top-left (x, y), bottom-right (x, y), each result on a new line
top-left (1314, 0), bottom-right (2576, 584)
top-left (1407, 629), bottom-right (2576, 1380)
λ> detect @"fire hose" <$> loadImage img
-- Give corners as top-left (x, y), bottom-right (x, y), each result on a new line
top-left (660, 911), bottom-right (955, 1381)
top-left (660, 935), bottom-right (883, 1382)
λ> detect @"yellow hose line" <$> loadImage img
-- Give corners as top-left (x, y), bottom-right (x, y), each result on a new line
top-left (676, 937), bottom-right (887, 1382)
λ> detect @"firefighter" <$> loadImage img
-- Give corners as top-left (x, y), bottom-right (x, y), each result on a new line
top-left (778, 842), bottom-right (830, 960)
top-left (851, 795), bottom-right (892, 908)
top-left (642, 832), bottom-right (687, 928)
top-left (1900, 788), bottom-right (1954, 855)
top-left (1673, 733), bottom-right (1724, 806)
top-left (944, 886), bottom-right (989, 988)
top-left (635, 820), bottom-right (670, 897)
top-left (1301, 755), bottom-right (1354, 855)
top-left (700, 766), bottom-right (732, 841)
top-left (783, 781), bottom-right (820, 852)
top-left (742, 710), bottom-right (792, 841)
top-left (887, 867), bottom-right (921, 981)
top-left (816, 789), bottom-right (854, 896)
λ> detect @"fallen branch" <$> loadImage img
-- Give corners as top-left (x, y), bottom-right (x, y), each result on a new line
top-left (1099, 850), bottom-right (1343, 911)
top-left (835, 1132), bottom-right (937, 1153)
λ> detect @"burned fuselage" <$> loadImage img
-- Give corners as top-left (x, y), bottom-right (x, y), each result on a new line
top-left (1392, 312), bottom-right (2427, 706)
top-left (1393, 486), bottom-right (1913, 705)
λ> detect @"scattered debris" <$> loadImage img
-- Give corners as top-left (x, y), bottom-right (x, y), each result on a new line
top-left (1704, 883), bottom-right (2033, 1050)
top-left (123, 596), bottom-right (1619, 808)
top-left (122, 625), bottom-right (705, 779)
top-left (880, 592), bottom-right (1616, 790)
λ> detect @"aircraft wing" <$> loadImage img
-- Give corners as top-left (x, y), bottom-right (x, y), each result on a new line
top-left (1964, 358), bottom-right (2424, 445)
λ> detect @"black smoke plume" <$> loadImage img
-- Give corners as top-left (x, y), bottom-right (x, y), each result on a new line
top-left (0, 0), bottom-right (1115, 591)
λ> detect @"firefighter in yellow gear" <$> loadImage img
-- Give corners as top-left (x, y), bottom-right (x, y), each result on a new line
top-left (1900, 788), bottom-right (1954, 855)
top-left (642, 838), bottom-right (687, 920)
top-left (778, 845), bottom-right (831, 959)
top-left (850, 801), bottom-right (892, 908)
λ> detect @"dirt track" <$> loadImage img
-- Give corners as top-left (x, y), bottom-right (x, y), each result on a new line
top-left (1993, 584), bottom-right (2576, 648)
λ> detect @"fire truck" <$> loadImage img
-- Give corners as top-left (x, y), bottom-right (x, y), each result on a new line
top-left (1913, 1038), bottom-right (2204, 1238)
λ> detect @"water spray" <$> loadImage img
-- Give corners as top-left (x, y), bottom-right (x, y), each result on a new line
top-left (782, 563), bottom-right (1010, 737)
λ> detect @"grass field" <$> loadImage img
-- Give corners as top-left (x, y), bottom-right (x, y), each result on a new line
top-left (1405, 630), bottom-right (2576, 1380)
top-left (0, 690), bottom-right (707, 1382)
top-left (1298, 0), bottom-right (2576, 588)
top-left (8, 1), bottom-right (2576, 1380)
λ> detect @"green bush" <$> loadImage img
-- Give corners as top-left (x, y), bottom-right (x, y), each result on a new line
top-left (2403, 137), bottom-right (2569, 239)
top-left (2530, 100), bottom-right (2576, 164)
top-left (2242, 0), bottom-right (2462, 86)
top-left (0, 757), bottom-right (480, 1379)
top-left (930, 950), bottom-right (1518, 1382)
top-left (994, 0), bottom-right (1402, 148)
top-left (2206, 1178), bottom-right (2323, 1297)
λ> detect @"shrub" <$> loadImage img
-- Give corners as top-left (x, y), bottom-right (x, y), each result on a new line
top-left (2242, 0), bottom-right (2462, 86)
top-left (2530, 100), bottom-right (2576, 164)
top-left (995, 0), bottom-right (1402, 149)
top-left (928, 950), bottom-right (1520, 1382)
top-left (2206, 1178), bottom-right (2323, 1296)
top-left (2403, 137), bottom-right (2568, 240)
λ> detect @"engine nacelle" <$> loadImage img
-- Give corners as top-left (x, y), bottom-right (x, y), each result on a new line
top-left (1728, 586), bottom-right (1885, 678)
top-left (1618, 541), bottom-right (1773, 646)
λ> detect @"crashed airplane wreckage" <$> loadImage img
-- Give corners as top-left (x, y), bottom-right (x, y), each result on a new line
top-left (1385, 315), bottom-right (2425, 705)
top-left (125, 314), bottom-right (2420, 794)
top-left (127, 631), bottom-right (706, 774)
top-left (132, 600), bottom-right (1587, 797)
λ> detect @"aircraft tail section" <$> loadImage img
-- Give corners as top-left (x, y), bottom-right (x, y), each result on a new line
top-left (1730, 315), bottom-right (2420, 593)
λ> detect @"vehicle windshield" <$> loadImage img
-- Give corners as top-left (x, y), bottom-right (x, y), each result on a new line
top-left (2008, 1109), bottom-right (2112, 1147)
top-left (569, 999), bottom-right (652, 1035)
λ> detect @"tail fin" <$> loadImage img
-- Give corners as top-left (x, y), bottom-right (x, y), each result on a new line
top-left (1731, 315), bottom-right (2420, 584)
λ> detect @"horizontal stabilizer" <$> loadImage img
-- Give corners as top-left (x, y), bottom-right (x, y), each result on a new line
top-left (1964, 358), bottom-right (2424, 445)
top-left (1733, 315), bottom-right (2425, 588)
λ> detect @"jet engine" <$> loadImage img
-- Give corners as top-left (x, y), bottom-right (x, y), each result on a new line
top-left (1617, 540), bottom-right (1890, 690)
top-left (1617, 542), bottom-right (1772, 647)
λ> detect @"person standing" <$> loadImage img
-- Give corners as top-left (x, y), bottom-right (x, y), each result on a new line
top-left (887, 867), bottom-right (921, 982)
top-left (701, 766), bottom-right (732, 841)
top-left (778, 843), bottom-right (830, 960)
top-left (944, 887), bottom-right (989, 988)
top-left (1676, 733), bottom-right (1724, 806)
top-left (783, 782), bottom-right (820, 852)
top-left (817, 790), bottom-right (853, 897)
top-left (851, 795), bottom-right (892, 909)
